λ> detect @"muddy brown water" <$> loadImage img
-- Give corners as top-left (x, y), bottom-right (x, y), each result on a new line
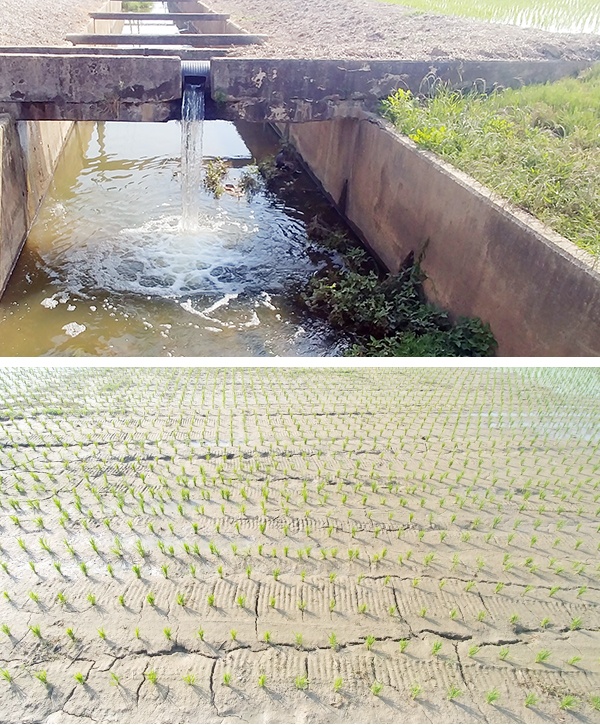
top-left (0, 119), bottom-right (346, 356)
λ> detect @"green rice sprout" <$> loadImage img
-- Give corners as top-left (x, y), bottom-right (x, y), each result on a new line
top-left (524, 692), bottom-right (538, 708)
top-left (410, 683), bottom-right (423, 700)
top-left (183, 672), bottom-right (196, 686)
top-left (371, 681), bottom-right (383, 696)
top-left (447, 685), bottom-right (462, 701)
top-left (295, 674), bottom-right (308, 690)
top-left (559, 695), bottom-right (578, 711)
top-left (486, 688), bottom-right (500, 705)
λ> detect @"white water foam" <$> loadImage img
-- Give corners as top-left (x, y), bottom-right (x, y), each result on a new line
top-left (40, 214), bottom-right (265, 299)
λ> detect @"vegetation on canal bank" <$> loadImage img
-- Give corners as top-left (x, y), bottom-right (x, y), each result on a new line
top-left (303, 223), bottom-right (497, 357)
top-left (380, 65), bottom-right (600, 256)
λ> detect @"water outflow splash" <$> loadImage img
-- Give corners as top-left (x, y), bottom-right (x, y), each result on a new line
top-left (180, 83), bottom-right (205, 231)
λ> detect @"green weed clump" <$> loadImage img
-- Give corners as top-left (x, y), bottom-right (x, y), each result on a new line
top-left (304, 241), bottom-right (495, 357)
top-left (122, 2), bottom-right (153, 11)
top-left (380, 67), bottom-right (600, 256)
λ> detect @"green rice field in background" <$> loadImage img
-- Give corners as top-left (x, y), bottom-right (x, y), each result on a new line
top-left (378, 0), bottom-right (600, 34)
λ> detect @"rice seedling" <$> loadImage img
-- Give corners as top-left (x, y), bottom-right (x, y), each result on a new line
top-left (371, 681), bottom-right (383, 696)
top-left (410, 683), bottom-right (423, 700)
top-left (486, 688), bottom-right (500, 705)
top-left (524, 692), bottom-right (538, 708)
top-left (292, 673), bottom-right (308, 690)
top-left (182, 672), bottom-right (196, 686)
top-left (560, 695), bottom-right (578, 710)
top-left (447, 685), bottom-right (462, 701)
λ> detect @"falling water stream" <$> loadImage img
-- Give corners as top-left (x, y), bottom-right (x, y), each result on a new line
top-left (180, 83), bottom-right (206, 232)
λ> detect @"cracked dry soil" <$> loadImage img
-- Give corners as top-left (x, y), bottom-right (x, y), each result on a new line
top-left (0, 367), bottom-right (599, 723)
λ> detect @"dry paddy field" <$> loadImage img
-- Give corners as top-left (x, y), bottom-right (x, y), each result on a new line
top-left (0, 367), bottom-right (599, 724)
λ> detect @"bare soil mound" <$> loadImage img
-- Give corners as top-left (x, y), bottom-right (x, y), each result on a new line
top-left (210, 0), bottom-right (600, 61)
top-left (0, 0), bottom-right (105, 46)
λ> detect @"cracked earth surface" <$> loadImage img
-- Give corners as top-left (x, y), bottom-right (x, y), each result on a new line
top-left (0, 367), bottom-right (599, 722)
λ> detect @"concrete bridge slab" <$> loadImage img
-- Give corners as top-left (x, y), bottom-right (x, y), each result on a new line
top-left (210, 58), bottom-right (593, 122)
top-left (0, 54), bottom-right (182, 121)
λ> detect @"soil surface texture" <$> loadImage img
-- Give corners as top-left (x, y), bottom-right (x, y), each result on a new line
top-left (211, 0), bottom-right (600, 61)
top-left (0, 0), bottom-right (105, 46)
top-left (0, 367), bottom-right (599, 723)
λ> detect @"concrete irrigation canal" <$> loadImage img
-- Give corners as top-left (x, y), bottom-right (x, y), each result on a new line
top-left (0, 0), bottom-right (599, 355)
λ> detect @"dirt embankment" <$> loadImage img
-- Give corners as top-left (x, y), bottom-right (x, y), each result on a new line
top-left (210, 0), bottom-right (600, 61)
top-left (0, 0), bottom-right (105, 46)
